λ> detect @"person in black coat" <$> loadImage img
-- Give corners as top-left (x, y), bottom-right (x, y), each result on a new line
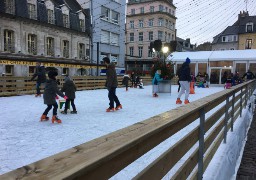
top-left (176, 57), bottom-right (191, 104)
top-left (31, 62), bottom-right (46, 97)
top-left (130, 71), bottom-right (136, 88)
top-left (122, 74), bottom-right (130, 91)
top-left (41, 70), bottom-right (67, 123)
top-left (242, 69), bottom-right (255, 80)
top-left (61, 76), bottom-right (77, 114)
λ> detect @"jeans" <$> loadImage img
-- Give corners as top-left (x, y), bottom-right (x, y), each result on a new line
top-left (64, 99), bottom-right (76, 112)
top-left (43, 102), bottom-right (58, 116)
top-left (108, 87), bottom-right (120, 108)
top-left (36, 82), bottom-right (45, 95)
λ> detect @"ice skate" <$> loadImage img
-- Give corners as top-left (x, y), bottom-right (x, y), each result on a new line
top-left (52, 115), bottom-right (62, 123)
top-left (184, 99), bottom-right (190, 104)
top-left (153, 93), bottom-right (158, 97)
top-left (176, 98), bottom-right (182, 104)
top-left (115, 104), bottom-right (122, 110)
top-left (35, 94), bottom-right (41, 97)
top-left (106, 108), bottom-right (115, 112)
top-left (61, 111), bottom-right (67, 114)
top-left (40, 115), bottom-right (49, 121)
top-left (70, 111), bottom-right (77, 114)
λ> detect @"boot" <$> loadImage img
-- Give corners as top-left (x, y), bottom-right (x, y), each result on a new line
top-left (61, 111), bottom-right (67, 114)
top-left (106, 108), bottom-right (115, 112)
top-left (184, 99), bottom-right (190, 104)
top-left (115, 104), bottom-right (122, 110)
top-left (40, 115), bottom-right (49, 121)
top-left (70, 111), bottom-right (77, 114)
top-left (52, 115), bottom-right (62, 123)
top-left (126, 87), bottom-right (128, 91)
top-left (153, 93), bottom-right (158, 97)
top-left (176, 98), bottom-right (182, 104)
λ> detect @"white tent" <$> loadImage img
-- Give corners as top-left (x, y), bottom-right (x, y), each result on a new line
top-left (167, 49), bottom-right (256, 62)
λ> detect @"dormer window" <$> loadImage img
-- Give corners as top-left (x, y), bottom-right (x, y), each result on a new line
top-left (63, 14), bottom-right (70, 28)
top-left (246, 22), bottom-right (253, 32)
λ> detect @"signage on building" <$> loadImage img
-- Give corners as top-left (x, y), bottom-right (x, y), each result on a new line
top-left (0, 60), bottom-right (103, 69)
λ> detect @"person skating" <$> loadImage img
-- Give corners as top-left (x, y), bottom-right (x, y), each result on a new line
top-left (41, 70), bottom-right (67, 123)
top-left (122, 74), bottom-right (130, 91)
top-left (31, 62), bottom-right (46, 97)
top-left (103, 57), bottom-right (122, 112)
top-left (152, 70), bottom-right (163, 97)
top-left (176, 57), bottom-right (191, 104)
top-left (242, 69), bottom-right (255, 80)
top-left (61, 76), bottom-right (77, 114)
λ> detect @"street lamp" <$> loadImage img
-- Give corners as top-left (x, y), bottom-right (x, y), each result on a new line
top-left (162, 46), bottom-right (169, 61)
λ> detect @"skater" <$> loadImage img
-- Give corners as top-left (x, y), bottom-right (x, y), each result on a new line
top-left (41, 70), bottom-right (67, 123)
top-left (152, 70), bottom-right (163, 97)
top-left (31, 62), bottom-right (46, 97)
top-left (138, 79), bottom-right (144, 89)
top-left (122, 74), bottom-right (130, 91)
top-left (61, 76), bottom-right (77, 114)
top-left (103, 57), bottom-right (122, 112)
top-left (242, 69), bottom-right (255, 80)
top-left (130, 71), bottom-right (136, 88)
top-left (176, 57), bottom-right (191, 104)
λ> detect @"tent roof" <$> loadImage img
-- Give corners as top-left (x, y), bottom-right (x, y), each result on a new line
top-left (167, 49), bottom-right (256, 62)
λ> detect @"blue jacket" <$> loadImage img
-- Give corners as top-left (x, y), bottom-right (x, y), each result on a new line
top-left (152, 72), bottom-right (163, 85)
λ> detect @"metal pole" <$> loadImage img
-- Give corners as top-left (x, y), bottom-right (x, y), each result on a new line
top-left (231, 92), bottom-right (235, 132)
top-left (97, 42), bottom-right (99, 76)
top-left (198, 108), bottom-right (205, 180)
top-left (224, 96), bottom-right (229, 143)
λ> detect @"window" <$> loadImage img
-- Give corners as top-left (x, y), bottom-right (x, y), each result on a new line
top-left (168, 33), bottom-right (171, 42)
top-left (222, 36), bottom-right (227, 42)
top-left (158, 31), bottom-right (163, 40)
top-left (27, 3), bottom-right (36, 20)
top-left (63, 14), bottom-right (70, 28)
top-left (150, 6), bottom-right (154, 12)
top-left (101, 6), bottom-right (110, 20)
top-left (86, 49), bottom-right (90, 56)
top-left (130, 33), bottom-right (134, 42)
top-left (111, 10), bottom-right (119, 24)
top-left (165, 7), bottom-right (168, 12)
top-left (130, 21), bottom-right (134, 29)
top-left (148, 31), bottom-right (153, 41)
top-left (140, 7), bottom-right (144, 14)
top-left (5, 65), bottom-right (13, 75)
top-left (173, 23), bottom-right (175, 29)
top-left (47, 9), bottom-right (54, 24)
top-left (165, 19), bottom-right (168, 27)
top-left (101, 30), bottom-right (110, 44)
top-left (158, 18), bottom-right (163, 26)
top-left (62, 68), bottom-right (69, 75)
top-left (245, 39), bottom-right (252, 49)
top-left (129, 47), bottom-right (134, 56)
top-left (233, 35), bottom-right (237, 41)
top-left (138, 47), bottom-right (143, 57)
top-left (148, 19), bottom-right (153, 27)
top-left (4, 0), bottom-right (15, 14)
top-left (139, 20), bottom-right (143, 28)
top-left (246, 22), bottom-right (253, 32)
top-left (148, 46), bottom-right (153, 57)
top-left (139, 32), bottom-right (143, 41)
top-left (159, 5), bottom-right (164, 12)
top-left (46, 37), bottom-right (54, 56)
top-left (80, 19), bottom-right (85, 32)
top-left (131, 9), bottom-right (135, 15)
top-left (63, 40), bottom-right (69, 58)
top-left (111, 33), bottom-right (119, 45)
top-left (78, 43), bottom-right (85, 59)
top-left (4, 29), bottom-right (15, 53)
top-left (28, 34), bottom-right (37, 55)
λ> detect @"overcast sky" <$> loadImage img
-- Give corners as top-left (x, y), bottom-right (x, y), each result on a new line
top-left (174, 0), bottom-right (256, 45)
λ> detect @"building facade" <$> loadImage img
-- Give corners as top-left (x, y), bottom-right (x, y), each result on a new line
top-left (78, 0), bottom-right (126, 74)
top-left (0, 0), bottom-right (93, 77)
top-left (212, 11), bottom-right (256, 51)
top-left (126, 0), bottom-right (176, 74)
top-left (176, 37), bottom-right (196, 52)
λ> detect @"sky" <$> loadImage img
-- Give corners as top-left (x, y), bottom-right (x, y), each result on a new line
top-left (174, 0), bottom-right (256, 45)
top-left (0, 85), bottom-right (252, 179)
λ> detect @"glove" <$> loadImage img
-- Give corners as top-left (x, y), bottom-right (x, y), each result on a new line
top-left (55, 96), bottom-right (59, 99)
top-left (64, 96), bottom-right (68, 100)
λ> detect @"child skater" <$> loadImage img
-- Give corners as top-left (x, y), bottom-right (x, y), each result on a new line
top-left (40, 70), bottom-right (67, 123)
top-left (152, 70), bottom-right (163, 97)
top-left (61, 76), bottom-right (77, 114)
top-left (122, 74), bottom-right (130, 91)
top-left (138, 78), bottom-right (144, 89)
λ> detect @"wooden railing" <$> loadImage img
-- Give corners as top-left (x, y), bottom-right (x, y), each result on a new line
top-left (2, 80), bottom-right (254, 180)
top-left (0, 76), bottom-right (154, 97)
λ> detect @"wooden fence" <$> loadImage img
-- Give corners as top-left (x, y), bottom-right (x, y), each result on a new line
top-left (0, 76), bottom-right (156, 97)
top-left (1, 80), bottom-right (254, 180)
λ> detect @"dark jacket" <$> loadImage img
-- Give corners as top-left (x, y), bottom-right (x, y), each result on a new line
top-left (242, 71), bottom-right (255, 80)
top-left (61, 79), bottom-right (77, 99)
top-left (43, 79), bottom-right (65, 105)
top-left (31, 66), bottom-right (46, 83)
top-left (122, 75), bottom-right (130, 86)
top-left (178, 62), bottom-right (191, 81)
top-left (105, 62), bottom-right (118, 89)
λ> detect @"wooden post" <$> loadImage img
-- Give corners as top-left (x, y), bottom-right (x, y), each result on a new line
top-left (198, 108), bottom-right (205, 180)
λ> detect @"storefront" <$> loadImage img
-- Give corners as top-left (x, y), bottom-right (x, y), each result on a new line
top-left (167, 49), bottom-right (256, 85)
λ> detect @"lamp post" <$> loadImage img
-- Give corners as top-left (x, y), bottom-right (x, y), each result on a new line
top-left (162, 46), bottom-right (169, 62)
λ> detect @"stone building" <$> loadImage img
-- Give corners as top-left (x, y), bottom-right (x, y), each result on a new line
top-left (0, 0), bottom-right (93, 77)
top-left (126, 0), bottom-right (177, 74)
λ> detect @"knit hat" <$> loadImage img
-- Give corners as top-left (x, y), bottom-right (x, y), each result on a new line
top-left (186, 57), bottom-right (191, 63)
top-left (48, 70), bottom-right (58, 79)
